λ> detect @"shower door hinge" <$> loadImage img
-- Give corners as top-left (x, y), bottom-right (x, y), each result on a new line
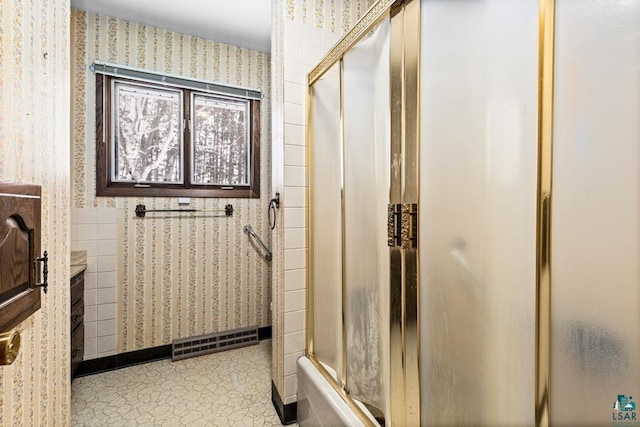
top-left (388, 203), bottom-right (418, 248)
top-left (388, 204), bottom-right (402, 247)
top-left (401, 203), bottom-right (418, 249)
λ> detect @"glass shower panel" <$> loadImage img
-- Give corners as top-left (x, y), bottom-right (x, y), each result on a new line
top-left (551, 1), bottom-right (640, 424)
top-left (310, 63), bottom-right (343, 379)
top-left (419, 1), bottom-right (538, 425)
top-left (342, 17), bottom-right (390, 415)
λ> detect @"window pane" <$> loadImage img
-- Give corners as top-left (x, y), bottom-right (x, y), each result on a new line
top-left (113, 81), bottom-right (183, 183)
top-left (192, 94), bottom-right (249, 186)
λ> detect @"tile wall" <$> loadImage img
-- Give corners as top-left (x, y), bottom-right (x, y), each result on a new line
top-left (71, 207), bottom-right (118, 359)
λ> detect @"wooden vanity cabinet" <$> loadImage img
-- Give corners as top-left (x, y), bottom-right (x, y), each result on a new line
top-left (70, 271), bottom-right (84, 379)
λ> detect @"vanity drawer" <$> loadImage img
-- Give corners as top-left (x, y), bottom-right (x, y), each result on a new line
top-left (71, 324), bottom-right (84, 379)
top-left (70, 271), bottom-right (84, 380)
top-left (70, 297), bottom-right (84, 333)
top-left (71, 272), bottom-right (84, 306)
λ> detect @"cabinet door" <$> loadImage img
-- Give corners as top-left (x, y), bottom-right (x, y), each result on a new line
top-left (0, 182), bottom-right (42, 331)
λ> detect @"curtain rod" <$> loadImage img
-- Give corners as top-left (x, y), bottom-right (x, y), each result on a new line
top-left (91, 61), bottom-right (262, 101)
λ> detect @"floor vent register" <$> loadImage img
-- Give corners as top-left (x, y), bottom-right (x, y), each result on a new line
top-left (171, 326), bottom-right (259, 361)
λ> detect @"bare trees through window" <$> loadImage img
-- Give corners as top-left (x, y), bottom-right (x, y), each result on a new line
top-left (96, 74), bottom-right (261, 198)
top-left (114, 82), bottom-right (182, 183)
top-left (192, 95), bottom-right (249, 185)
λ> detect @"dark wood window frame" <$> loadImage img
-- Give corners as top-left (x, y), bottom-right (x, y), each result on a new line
top-left (96, 74), bottom-right (261, 198)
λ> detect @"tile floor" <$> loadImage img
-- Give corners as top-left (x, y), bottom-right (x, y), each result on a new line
top-left (71, 340), bottom-right (290, 426)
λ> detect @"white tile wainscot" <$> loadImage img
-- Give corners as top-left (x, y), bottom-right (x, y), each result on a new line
top-left (71, 207), bottom-right (118, 359)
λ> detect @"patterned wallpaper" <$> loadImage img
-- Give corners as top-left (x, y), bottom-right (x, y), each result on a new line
top-left (286, 0), bottom-right (376, 33)
top-left (71, 10), bottom-right (273, 352)
top-left (0, 0), bottom-right (71, 425)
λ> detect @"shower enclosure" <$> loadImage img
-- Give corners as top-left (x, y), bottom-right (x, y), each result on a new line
top-left (308, 13), bottom-right (392, 422)
top-left (303, 0), bottom-right (640, 426)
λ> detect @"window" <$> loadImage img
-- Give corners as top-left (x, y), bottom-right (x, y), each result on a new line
top-left (96, 74), bottom-right (260, 198)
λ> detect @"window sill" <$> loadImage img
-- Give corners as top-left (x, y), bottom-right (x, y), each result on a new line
top-left (96, 185), bottom-right (260, 199)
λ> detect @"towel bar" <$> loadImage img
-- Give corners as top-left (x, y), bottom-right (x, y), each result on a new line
top-left (134, 204), bottom-right (234, 218)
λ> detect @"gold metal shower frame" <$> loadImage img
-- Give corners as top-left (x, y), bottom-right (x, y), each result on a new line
top-left (536, 0), bottom-right (555, 426)
top-left (305, 0), bottom-right (556, 425)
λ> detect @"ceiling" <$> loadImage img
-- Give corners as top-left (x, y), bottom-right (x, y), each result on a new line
top-left (71, 0), bottom-right (272, 53)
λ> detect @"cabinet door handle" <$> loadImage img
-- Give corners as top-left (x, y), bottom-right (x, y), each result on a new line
top-left (0, 331), bottom-right (21, 365)
top-left (35, 251), bottom-right (48, 293)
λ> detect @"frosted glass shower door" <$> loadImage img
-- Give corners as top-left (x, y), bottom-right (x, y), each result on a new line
top-left (342, 18), bottom-right (391, 416)
top-left (419, 1), bottom-right (538, 425)
top-left (310, 63), bottom-right (343, 379)
top-left (550, 1), bottom-right (640, 424)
